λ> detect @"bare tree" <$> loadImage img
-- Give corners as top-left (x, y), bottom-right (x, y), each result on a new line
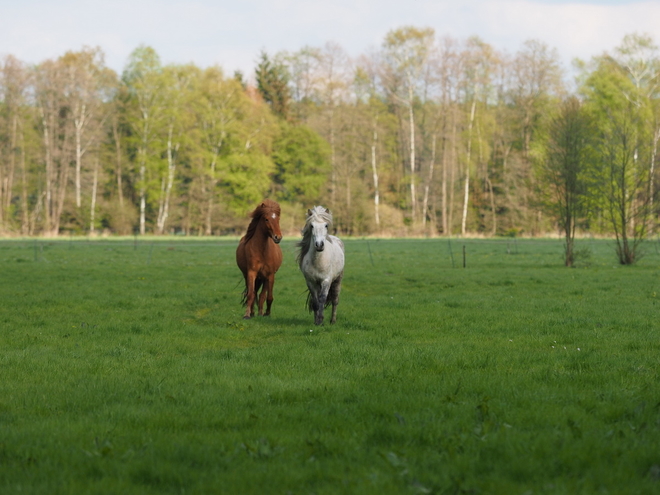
top-left (34, 57), bottom-right (73, 235)
top-left (0, 55), bottom-right (31, 233)
top-left (381, 26), bottom-right (435, 226)
top-left (459, 37), bottom-right (497, 236)
top-left (509, 40), bottom-right (565, 232)
top-left (59, 48), bottom-right (115, 212)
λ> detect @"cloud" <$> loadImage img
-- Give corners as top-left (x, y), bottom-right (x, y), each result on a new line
top-left (0, 0), bottom-right (657, 78)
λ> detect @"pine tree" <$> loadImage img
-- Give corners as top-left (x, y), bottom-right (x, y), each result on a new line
top-left (255, 51), bottom-right (291, 120)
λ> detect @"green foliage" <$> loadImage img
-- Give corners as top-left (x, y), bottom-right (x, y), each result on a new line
top-left (273, 123), bottom-right (331, 203)
top-left (1, 33), bottom-right (659, 238)
top-left (255, 51), bottom-right (291, 120)
top-left (581, 55), bottom-right (653, 264)
top-left (122, 45), bottom-right (162, 89)
top-left (221, 152), bottom-right (276, 214)
top-left (0, 238), bottom-right (659, 493)
top-left (538, 97), bottom-right (593, 266)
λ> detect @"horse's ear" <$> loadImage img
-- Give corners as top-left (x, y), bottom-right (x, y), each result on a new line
top-left (260, 202), bottom-right (266, 208)
top-left (325, 208), bottom-right (330, 214)
top-left (307, 209), bottom-right (312, 216)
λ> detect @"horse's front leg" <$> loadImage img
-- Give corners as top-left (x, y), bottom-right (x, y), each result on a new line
top-left (244, 272), bottom-right (257, 319)
top-left (263, 274), bottom-right (275, 316)
top-left (314, 281), bottom-right (331, 326)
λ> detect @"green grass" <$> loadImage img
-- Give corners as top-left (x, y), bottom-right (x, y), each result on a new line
top-left (1, 237), bottom-right (659, 494)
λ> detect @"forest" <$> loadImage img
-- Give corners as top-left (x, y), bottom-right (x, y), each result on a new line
top-left (0, 28), bottom-right (658, 261)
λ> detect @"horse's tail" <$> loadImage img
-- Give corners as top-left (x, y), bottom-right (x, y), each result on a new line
top-left (305, 290), bottom-right (314, 313)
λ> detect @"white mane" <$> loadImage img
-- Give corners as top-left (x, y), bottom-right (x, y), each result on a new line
top-left (297, 206), bottom-right (334, 267)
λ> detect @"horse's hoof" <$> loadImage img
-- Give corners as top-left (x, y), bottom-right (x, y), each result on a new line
top-left (243, 316), bottom-right (251, 320)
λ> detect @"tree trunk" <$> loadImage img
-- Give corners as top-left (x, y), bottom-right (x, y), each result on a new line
top-left (20, 126), bottom-right (29, 235)
top-left (329, 106), bottom-right (336, 209)
top-left (205, 155), bottom-right (218, 236)
top-left (139, 116), bottom-right (149, 235)
top-left (40, 106), bottom-right (53, 233)
top-left (112, 117), bottom-right (124, 208)
top-left (448, 108), bottom-right (458, 236)
top-left (139, 161), bottom-right (146, 235)
top-left (53, 151), bottom-right (70, 236)
top-left (422, 134), bottom-right (436, 230)
top-left (74, 103), bottom-right (86, 209)
top-left (461, 98), bottom-right (476, 236)
top-left (408, 84), bottom-right (417, 224)
top-left (487, 177), bottom-right (496, 235)
top-left (90, 156), bottom-right (98, 233)
top-left (3, 114), bottom-right (18, 227)
top-left (157, 125), bottom-right (178, 234)
top-left (649, 126), bottom-right (660, 234)
top-left (371, 118), bottom-right (380, 228)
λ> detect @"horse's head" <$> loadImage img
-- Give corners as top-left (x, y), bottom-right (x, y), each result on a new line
top-left (259, 201), bottom-right (282, 244)
top-left (307, 207), bottom-right (331, 252)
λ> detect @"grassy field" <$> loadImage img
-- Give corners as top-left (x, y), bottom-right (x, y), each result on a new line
top-left (0, 236), bottom-right (659, 494)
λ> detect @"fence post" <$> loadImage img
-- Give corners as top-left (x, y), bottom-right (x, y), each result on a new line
top-left (447, 237), bottom-right (455, 268)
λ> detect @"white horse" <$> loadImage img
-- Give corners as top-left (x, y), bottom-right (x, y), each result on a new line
top-left (297, 206), bottom-right (345, 325)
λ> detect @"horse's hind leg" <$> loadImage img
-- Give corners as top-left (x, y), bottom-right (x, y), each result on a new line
top-left (257, 283), bottom-right (266, 316)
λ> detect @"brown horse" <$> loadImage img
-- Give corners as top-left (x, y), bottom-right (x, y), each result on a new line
top-left (236, 199), bottom-right (283, 319)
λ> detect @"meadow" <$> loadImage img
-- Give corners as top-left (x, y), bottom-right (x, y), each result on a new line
top-left (0, 236), bottom-right (659, 494)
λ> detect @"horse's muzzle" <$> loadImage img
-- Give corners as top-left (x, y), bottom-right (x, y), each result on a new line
top-left (315, 242), bottom-right (325, 252)
top-left (273, 235), bottom-right (282, 244)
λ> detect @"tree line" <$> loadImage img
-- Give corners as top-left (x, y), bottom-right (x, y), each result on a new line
top-left (0, 28), bottom-right (658, 262)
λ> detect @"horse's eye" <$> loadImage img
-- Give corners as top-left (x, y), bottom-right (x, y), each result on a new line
top-left (325, 224), bottom-right (328, 228)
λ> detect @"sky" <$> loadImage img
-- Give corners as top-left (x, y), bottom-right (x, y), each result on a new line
top-left (1, 0), bottom-right (659, 80)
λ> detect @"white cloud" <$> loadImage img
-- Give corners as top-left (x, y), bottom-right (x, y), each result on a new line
top-left (0, 0), bottom-right (657, 79)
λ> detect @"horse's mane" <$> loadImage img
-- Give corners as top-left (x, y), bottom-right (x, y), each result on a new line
top-left (296, 206), bottom-right (333, 268)
top-left (243, 199), bottom-right (281, 242)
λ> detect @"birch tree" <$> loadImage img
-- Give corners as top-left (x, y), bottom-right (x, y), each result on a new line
top-left (0, 56), bottom-right (31, 233)
top-left (155, 64), bottom-right (198, 234)
top-left (459, 37), bottom-right (496, 235)
top-left (583, 57), bottom-right (652, 264)
top-left (381, 26), bottom-right (435, 225)
top-left (34, 57), bottom-right (74, 235)
top-left (59, 48), bottom-right (116, 212)
top-left (122, 46), bottom-right (165, 234)
top-left (197, 67), bottom-right (244, 234)
top-left (353, 59), bottom-right (399, 232)
top-left (612, 34), bottom-right (660, 228)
